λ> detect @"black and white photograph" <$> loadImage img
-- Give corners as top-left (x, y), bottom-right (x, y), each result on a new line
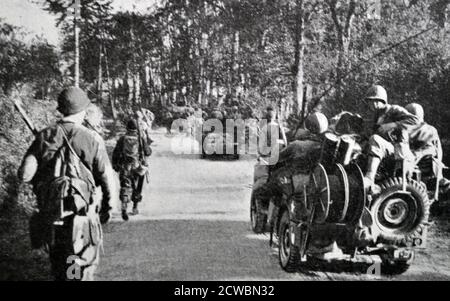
top-left (1, 0), bottom-right (450, 284)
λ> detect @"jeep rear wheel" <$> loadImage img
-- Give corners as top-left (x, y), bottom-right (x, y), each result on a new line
top-left (250, 193), bottom-right (267, 233)
top-left (278, 210), bottom-right (300, 272)
top-left (371, 178), bottom-right (430, 246)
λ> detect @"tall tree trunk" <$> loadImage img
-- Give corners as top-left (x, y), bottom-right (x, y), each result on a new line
top-left (74, 0), bottom-right (80, 87)
top-left (97, 46), bottom-right (103, 104)
top-left (103, 50), bottom-right (116, 120)
top-left (134, 72), bottom-right (141, 106)
top-left (232, 30), bottom-right (240, 100)
top-left (142, 64), bottom-right (154, 107)
top-left (198, 62), bottom-right (204, 105)
top-left (327, 0), bottom-right (356, 102)
top-left (125, 64), bottom-right (133, 107)
top-left (293, 0), bottom-right (305, 117)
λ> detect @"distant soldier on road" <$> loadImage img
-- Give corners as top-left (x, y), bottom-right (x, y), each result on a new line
top-left (141, 108), bottom-right (155, 131)
top-left (135, 109), bottom-right (153, 146)
top-left (112, 119), bottom-right (152, 221)
top-left (162, 106), bottom-right (174, 134)
top-left (258, 106), bottom-right (288, 165)
top-left (186, 106), bottom-right (196, 137)
top-left (18, 87), bottom-right (114, 281)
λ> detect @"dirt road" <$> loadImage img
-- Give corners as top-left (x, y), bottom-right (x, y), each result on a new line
top-left (97, 130), bottom-right (450, 281)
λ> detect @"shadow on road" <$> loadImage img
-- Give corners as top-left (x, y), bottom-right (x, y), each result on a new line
top-left (98, 219), bottom-right (294, 281)
top-left (98, 218), bottom-right (450, 281)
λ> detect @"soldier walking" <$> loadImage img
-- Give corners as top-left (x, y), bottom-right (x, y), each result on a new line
top-left (18, 87), bottom-right (114, 281)
top-left (112, 119), bottom-right (152, 221)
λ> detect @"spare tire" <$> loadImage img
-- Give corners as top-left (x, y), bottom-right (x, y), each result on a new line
top-left (370, 178), bottom-right (430, 246)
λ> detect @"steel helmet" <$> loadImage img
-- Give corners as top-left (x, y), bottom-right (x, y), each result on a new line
top-left (57, 86), bottom-right (91, 116)
top-left (127, 119), bottom-right (138, 131)
top-left (305, 112), bottom-right (329, 135)
top-left (212, 110), bottom-right (223, 120)
top-left (365, 85), bottom-right (388, 104)
top-left (405, 103), bottom-right (424, 123)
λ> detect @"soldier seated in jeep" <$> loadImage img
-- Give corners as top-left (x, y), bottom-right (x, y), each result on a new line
top-left (251, 112), bottom-right (328, 233)
top-left (405, 103), bottom-right (450, 194)
top-left (363, 85), bottom-right (420, 192)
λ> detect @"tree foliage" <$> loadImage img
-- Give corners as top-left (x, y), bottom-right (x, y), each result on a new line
top-left (36, 0), bottom-right (450, 135)
top-left (0, 20), bottom-right (61, 96)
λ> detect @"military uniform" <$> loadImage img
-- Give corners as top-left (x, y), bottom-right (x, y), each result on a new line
top-left (18, 87), bottom-right (113, 281)
top-left (141, 108), bottom-right (155, 131)
top-left (136, 110), bottom-right (153, 144)
top-left (362, 86), bottom-right (421, 189)
top-left (254, 113), bottom-right (328, 207)
top-left (258, 106), bottom-right (288, 166)
top-left (112, 119), bottom-right (151, 220)
top-left (368, 104), bottom-right (420, 159)
top-left (405, 103), bottom-right (447, 191)
top-left (258, 120), bottom-right (286, 164)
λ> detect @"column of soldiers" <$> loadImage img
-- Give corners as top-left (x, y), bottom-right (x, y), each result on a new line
top-left (15, 84), bottom-right (448, 281)
top-left (17, 87), bottom-right (154, 281)
top-left (160, 98), bottom-right (257, 137)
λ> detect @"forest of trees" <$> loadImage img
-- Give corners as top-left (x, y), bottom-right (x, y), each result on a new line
top-left (1, 0), bottom-right (449, 134)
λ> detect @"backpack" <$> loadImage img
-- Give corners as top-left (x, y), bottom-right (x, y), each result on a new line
top-left (30, 126), bottom-right (95, 249)
top-left (33, 125), bottom-right (96, 228)
top-left (122, 135), bottom-right (141, 165)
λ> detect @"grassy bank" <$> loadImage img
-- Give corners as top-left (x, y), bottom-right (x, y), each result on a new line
top-left (0, 95), bottom-right (56, 280)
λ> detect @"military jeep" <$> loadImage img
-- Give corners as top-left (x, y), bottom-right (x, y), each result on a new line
top-left (275, 131), bottom-right (436, 275)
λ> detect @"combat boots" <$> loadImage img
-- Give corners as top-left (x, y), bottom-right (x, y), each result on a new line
top-left (121, 209), bottom-right (129, 221)
top-left (132, 203), bottom-right (139, 215)
top-left (121, 201), bottom-right (129, 221)
top-left (132, 194), bottom-right (142, 215)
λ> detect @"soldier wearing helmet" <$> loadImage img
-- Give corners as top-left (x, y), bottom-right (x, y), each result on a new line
top-left (18, 86), bottom-right (114, 281)
top-left (405, 103), bottom-right (449, 192)
top-left (258, 106), bottom-right (288, 165)
top-left (135, 110), bottom-right (153, 147)
top-left (405, 103), bottom-right (440, 160)
top-left (230, 105), bottom-right (241, 120)
top-left (277, 112), bottom-right (329, 166)
top-left (112, 118), bottom-right (152, 221)
top-left (304, 112), bottom-right (329, 137)
top-left (253, 112), bottom-right (328, 208)
top-left (363, 85), bottom-right (420, 190)
top-left (185, 106), bottom-right (197, 137)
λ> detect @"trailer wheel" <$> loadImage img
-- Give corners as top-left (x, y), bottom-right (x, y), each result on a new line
top-left (278, 210), bottom-right (301, 272)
